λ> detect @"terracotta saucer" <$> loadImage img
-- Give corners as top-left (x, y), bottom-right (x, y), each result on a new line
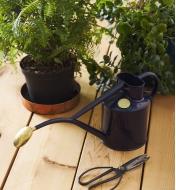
top-left (20, 82), bottom-right (80, 115)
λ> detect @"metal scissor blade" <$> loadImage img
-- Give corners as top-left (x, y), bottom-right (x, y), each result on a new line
top-left (120, 154), bottom-right (150, 171)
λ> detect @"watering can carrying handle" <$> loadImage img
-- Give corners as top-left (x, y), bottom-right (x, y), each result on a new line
top-left (138, 72), bottom-right (159, 98)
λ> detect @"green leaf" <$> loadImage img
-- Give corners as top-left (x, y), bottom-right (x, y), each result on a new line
top-left (160, 0), bottom-right (174, 6)
top-left (117, 22), bottom-right (132, 34)
top-left (156, 23), bottom-right (167, 33)
top-left (140, 18), bottom-right (150, 30)
top-left (13, 0), bottom-right (41, 32)
top-left (157, 43), bottom-right (165, 54)
top-left (114, 0), bottom-right (122, 5)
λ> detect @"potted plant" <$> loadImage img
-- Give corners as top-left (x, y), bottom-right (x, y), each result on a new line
top-left (96, 0), bottom-right (175, 94)
top-left (0, 0), bottom-right (110, 113)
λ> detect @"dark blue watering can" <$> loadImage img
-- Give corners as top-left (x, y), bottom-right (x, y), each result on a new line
top-left (14, 72), bottom-right (158, 151)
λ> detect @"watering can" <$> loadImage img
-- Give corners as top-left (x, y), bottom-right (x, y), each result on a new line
top-left (14, 72), bottom-right (158, 151)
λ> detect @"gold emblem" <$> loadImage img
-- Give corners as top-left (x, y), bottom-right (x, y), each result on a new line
top-left (117, 98), bottom-right (131, 109)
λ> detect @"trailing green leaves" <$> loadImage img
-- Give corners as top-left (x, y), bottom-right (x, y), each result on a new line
top-left (97, 0), bottom-right (175, 94)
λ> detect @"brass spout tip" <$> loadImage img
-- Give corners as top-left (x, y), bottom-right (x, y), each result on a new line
top-left (13, 127), bottom-right (34, 148)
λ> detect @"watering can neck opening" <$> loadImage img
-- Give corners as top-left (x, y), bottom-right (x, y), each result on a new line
top-left (117, 73), bottom-right (144, 86)
top-left (117, 73), bottom-right (145, 100)
top-left (124, 84), bottom-right (145, 100)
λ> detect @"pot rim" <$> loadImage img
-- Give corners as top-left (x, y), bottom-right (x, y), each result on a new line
top-left (20, 55), bottom-right (75, 77)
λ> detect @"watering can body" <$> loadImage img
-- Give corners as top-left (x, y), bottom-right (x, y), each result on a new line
top-left (100, 72), bottom-right (158, 151)
top-left (102, 93), bottom-right (151, 151)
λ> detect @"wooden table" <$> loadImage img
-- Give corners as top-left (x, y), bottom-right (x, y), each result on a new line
top-left (0, 39), bottom-right (174, 190)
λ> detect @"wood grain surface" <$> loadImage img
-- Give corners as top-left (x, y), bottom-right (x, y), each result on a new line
top-left (0, 66), bottom-right (31, 189)
top-left (142, 96), bottom-right (175, 190)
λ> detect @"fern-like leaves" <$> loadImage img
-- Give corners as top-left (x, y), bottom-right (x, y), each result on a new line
top-left (13, 0), bottom-right (41, 34)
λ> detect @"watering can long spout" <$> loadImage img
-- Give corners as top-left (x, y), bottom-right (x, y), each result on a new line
top-left (14, 81), bottom-right (125, 148)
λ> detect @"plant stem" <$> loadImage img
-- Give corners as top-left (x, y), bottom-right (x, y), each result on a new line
top-left (137, 0), bottom-right (145, 9)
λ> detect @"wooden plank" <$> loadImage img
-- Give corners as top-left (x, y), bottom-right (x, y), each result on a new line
top-left (142, 96), bottom-right (174, 190)
top-left (0, 66), bottom-right (31, 189)
top-left (72, 103), bottom-right (146, 190)
top-left (3, 67), bottom-right (97, 190)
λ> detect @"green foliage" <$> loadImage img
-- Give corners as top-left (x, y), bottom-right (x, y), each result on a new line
top-left (82, 50), bottom-right (119, 86)
top-left (0, 0), bottom-right (123, 87)
top-left (97, 0), bottom-right (175, 94)
top-left (0, 0), bottom-right (102, 68)
top-left (0, 0), bottom-right (174, 94)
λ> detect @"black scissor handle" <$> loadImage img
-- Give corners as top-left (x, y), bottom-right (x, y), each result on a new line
top-left (79, 167), bottom-right (114, 185)
top-left (88, 175), bottom-right (123, 190)
top-left (78, 166), bottom-right (124, 190)
top-left (138, 72), bottom-right (159, 98)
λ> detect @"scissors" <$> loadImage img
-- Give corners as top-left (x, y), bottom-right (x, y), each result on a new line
top-left (78, 154), bottom-right (149, 190)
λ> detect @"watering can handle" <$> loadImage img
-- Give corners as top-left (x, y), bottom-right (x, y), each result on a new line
top-left (138, 72), bottom-right (159, 98)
